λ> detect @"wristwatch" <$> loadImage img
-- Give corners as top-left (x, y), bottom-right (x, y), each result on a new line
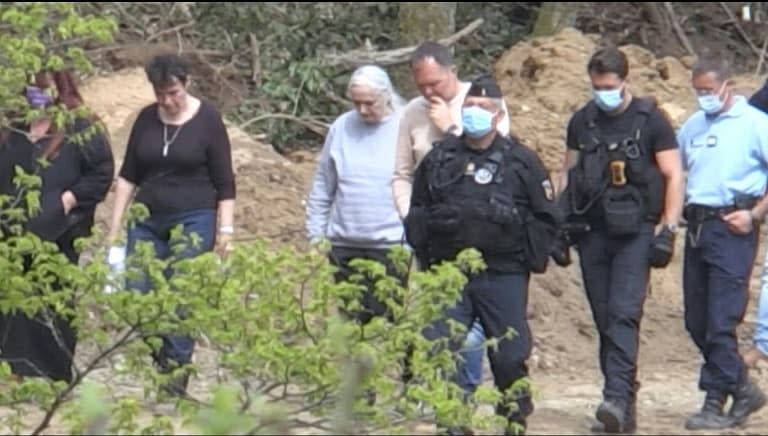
top-left (446, 124), bottom-right (459, 136)
top-left (663, 223), bottom-right (678, 234)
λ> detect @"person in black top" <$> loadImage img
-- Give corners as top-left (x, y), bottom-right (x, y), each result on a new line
top-left (0, 69), bottom-right (114, 384)
top-left (404, 74), bottom-right (562, 436)
top-left (748, 78), bottom-right (768, 113)
top-left (554, 47), bottom-right (684, 433)
top-left (106, 53), bottom-right (236, 396)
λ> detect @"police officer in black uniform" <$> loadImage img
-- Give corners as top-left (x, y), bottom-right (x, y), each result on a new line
top-left (554, 47), bottom-right (684, 434)
top-left (404, 74), bottom-right (562, 435)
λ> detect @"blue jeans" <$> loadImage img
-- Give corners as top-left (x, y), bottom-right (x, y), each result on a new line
top-left (461, 319), bottom-right (485, 390)
top-left (126, 208), bottom-right (217, 367)
top-left (755, 245), bottom-right (768, 356)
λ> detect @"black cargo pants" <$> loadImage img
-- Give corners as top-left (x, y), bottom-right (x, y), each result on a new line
top-left (576, 222), bottom-right (654, 403)
top-left (423, 270), bottom-right (534, 423)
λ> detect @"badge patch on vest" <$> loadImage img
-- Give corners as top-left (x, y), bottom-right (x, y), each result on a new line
top-left (474, 167), bottom-right (493, 185)
top-left (542, 179), bottom-right (554, 201)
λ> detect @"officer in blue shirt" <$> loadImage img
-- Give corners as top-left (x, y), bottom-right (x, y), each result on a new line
top-left (677, 56), bottom-right (768, 430)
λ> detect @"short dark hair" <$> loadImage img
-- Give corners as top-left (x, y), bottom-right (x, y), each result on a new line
top-left (410, 41), bottom-right (455, 68)
top-left (692, 56), bottom-right (732, 82)
top-left (145, 53), bottom-right (190, 89)
top-left (587, 47), bottom-right (629, 79)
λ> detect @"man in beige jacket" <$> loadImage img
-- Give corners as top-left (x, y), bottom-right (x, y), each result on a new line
top-left (392, 41), bottom-right (510, 219)
top-left (391, 41), bottom-right (510, 403)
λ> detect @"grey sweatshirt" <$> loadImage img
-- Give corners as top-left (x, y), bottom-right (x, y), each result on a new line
top-left (305, 110), bottom-right (405, 249)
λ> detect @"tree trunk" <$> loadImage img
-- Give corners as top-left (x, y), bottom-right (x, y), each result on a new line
top-left (392, 2), bottom-right (457, 99)
top-left (530, 2), bottom-right (579, 37)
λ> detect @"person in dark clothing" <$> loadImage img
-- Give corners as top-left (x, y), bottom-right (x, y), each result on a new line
top-left (0, 69), bottom-right (114, 384)
top-left (748, 78), bottom-right (768, 113)
top-left (106, 53), bottom-right (236, 396)
top-left (554, 47), bottom-right (684, 434)
top-left (404, 74), bottom-right (562, 436)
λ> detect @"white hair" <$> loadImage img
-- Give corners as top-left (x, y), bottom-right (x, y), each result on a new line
top-left (346, 64), bottom-right (407, 111)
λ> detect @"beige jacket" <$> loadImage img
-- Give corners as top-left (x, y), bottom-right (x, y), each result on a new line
top-left (392, 81), bottom-right (511, 218)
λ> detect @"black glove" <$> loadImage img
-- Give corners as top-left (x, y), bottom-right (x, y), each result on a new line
top-left (649, 226), bottom-right (675, 268)
top-left (550, 233), bottom-right (572, 267)
top-left (427, 204), bottom-right (461, 233)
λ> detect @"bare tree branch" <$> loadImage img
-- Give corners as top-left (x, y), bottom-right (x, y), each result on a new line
top-left (248, 33), bottom-right (261, 85)
top-left (239, 113), bottom-right (330, 136)
top-left (756, 34), bottom-right (768, 76)
top-left (31, 325), bottom-right (142, 435)
top-left (662, 2), bottom-right (696, 57)
top-left (719, 2), bottom-right (762, 57)
top-left (145, 21), bottom-right (196, 44)
top-left (322, 18), bottom-right (484, 70)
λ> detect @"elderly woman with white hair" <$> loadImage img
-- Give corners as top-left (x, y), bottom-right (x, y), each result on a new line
top-left (305, 64), bottom-right (411, 395)
top-left (306, 64), bottom-right (486, 398)
top-left (306, 64), bottom-right (408, 325)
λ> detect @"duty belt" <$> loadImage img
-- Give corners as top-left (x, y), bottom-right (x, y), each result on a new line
top-left (683, 204), bottom-right (740, 224)
top-left (684, 197), bottom-right (759, 248)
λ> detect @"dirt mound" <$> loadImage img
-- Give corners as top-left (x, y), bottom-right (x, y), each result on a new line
top-left (79, 67), bottom-right (314, 247)
top-left (495, 27), bottom-right (766, 174)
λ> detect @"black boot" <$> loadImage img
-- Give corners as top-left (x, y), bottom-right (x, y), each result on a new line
top-left (160, 371), bottom-right (190, 397)
top-left (595, 397), bottom-right (627, 434)
top-left (437, 426), bottom-right (474, 436)
top-left (684, 391), bottom-right (734, 430)
top-left (155, 356), bottom-right (190, 398)
top-left (504, 415), bottom-right (527, 436)
top-left (728, 377), bottom-right (767, 426)
top-left (591, 381), bottom-right (640, 434)
top-left (499, 395), bottom-right (533, 435)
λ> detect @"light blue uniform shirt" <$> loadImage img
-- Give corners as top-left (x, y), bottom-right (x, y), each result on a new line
top-left (678, 96), bottom-right (768, 207)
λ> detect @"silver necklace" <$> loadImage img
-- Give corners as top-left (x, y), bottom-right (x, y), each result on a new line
top-left (162, 123), bottom-right (183, 157)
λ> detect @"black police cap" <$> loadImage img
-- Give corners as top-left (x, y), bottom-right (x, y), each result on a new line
top-left (467, 74), bottom-right (503, 98)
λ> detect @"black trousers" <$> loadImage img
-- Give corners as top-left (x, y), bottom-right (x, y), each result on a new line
top-left (683, 219), bottom-right (757, 395)
top-left (423, 270), bottom-right (534, 421)
top-left (328, 245), bottom-right (413, 384)
top-left (0, 218), bottom-right (91, 384)
top-left (576, 223), bottom-right (654, 402)
top-left (328, 245), bottom-right (407, 324)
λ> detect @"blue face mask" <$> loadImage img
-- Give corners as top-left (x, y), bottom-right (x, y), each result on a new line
top-left (697, 85), bottom-right (726, 115)
top-left (25, 86), bottom-right (53, 108)
top-left (462, 106), bottom-right (496, 138)
top-left (593, 88), bottom-right (624, 111)
top-left (697, 95), bottom-right (725, 114)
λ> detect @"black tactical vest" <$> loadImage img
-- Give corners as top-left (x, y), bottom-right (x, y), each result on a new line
top-left (425, 136), bottom-right (528, 260)
top-left (566, 98), bottom-right (664, 231)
